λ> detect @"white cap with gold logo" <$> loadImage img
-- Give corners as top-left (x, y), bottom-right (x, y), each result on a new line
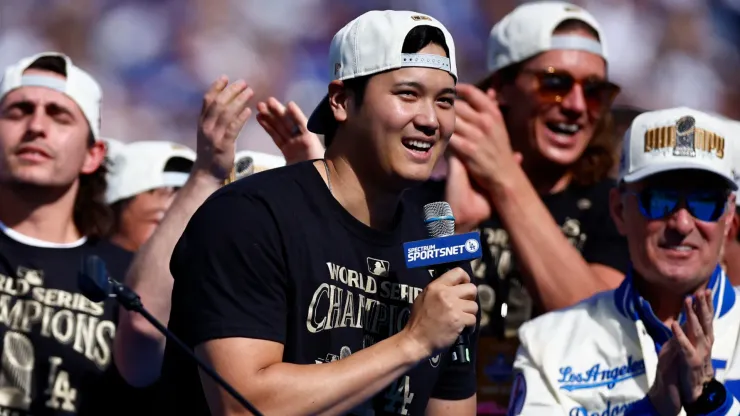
top-left (619, 107), bottom-right (736, 190)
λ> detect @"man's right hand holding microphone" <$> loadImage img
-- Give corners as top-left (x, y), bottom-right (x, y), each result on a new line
top-left (400, 267), bottom-right (479, 360)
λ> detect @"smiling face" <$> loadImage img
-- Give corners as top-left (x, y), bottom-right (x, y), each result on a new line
top-left (330, 42), bottom-right (456, 189)
top-left (498, 26), bottom-right (617, 168)
top-left (610, 170), bottom-right (734, 292)
top-left (0, 68), bottom-right (104, 188)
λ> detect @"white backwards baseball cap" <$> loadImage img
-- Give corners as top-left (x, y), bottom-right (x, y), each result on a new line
top-left (307, 10), bottom-right (457, 134)
top-left (106, 140), bottom-right (196, 204)
top-left (234, 150), bottom-right (286, 179)
top-left (0, 52), bottom-right (102, 140)
top-left (104, 137), bottom-right (126, 159)
top-left (619, 107), bottom-right (737, 190)
top-left (484, 1), bottom-right (606, 77)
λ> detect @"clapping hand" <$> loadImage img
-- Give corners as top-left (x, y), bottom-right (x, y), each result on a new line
top-left (195, 76), bottom-right (254, 181)
top-left (256, 98), bottom-right (325, 164)
top-left (648, 289), bottom-right (716, 415)
top-left (672, 289), bottom-right (715, 404)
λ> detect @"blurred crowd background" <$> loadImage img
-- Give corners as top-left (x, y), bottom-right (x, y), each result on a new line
top-left (2, 0), bottom-right (740, 154)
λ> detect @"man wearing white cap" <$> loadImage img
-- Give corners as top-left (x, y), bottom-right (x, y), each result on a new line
top-left (508, 107), bottom-right (740, 415)
top-left (0, 52), bottom-right (133, 414)
top-left (105, 140), bottom-right (196, 252)
top-left (161, 10), bottom-right (478, 416)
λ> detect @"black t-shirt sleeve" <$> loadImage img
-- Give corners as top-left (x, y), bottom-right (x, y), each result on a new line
top-left (580, 181), bottom-right (630, 274)
top-left (430, 262), bottom-right (479, 401)
top-left (170, 191), bottom-right (288, 347)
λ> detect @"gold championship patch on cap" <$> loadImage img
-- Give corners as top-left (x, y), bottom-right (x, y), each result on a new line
top-left (643, 115), bottom-right (725, 159)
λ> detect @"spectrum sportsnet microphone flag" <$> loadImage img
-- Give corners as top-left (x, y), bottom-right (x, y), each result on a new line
top-left (403, 231), bottom-right (482, 269)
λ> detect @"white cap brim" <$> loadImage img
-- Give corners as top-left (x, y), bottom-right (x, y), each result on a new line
top-left (622, 161), bottom-right (738, 191)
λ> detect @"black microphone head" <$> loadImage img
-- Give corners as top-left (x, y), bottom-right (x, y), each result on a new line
top-left (78, 255), bottom-right (111, 303)
top-left (423, 201), bottom-right (455, 238)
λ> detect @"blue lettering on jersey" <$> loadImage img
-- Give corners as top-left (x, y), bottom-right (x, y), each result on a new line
top-left (568, 400), bottom-right (635, 416)
top-left (403, 232), bottom-right (481, 269)
top-left (558, 356), bottom-right (646, 391)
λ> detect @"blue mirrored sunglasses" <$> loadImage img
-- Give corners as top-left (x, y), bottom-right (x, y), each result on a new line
top-left (624, 189), bottom-right (730, 222)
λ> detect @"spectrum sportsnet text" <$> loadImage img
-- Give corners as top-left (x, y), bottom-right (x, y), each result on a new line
top-left (403, 232), bottom-right (482, 269)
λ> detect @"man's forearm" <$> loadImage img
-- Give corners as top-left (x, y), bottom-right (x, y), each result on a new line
top-left (488, 170), bottom-right (611, 311)
top-left (115, 171), bottom-right (222, 386)
top-left (203, 332), bottom-right (428, 416)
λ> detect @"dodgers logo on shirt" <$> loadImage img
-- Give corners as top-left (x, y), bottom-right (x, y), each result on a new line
top-left (557, 356), bottom-right (646, 391)
top-left (507, 373), bottom-right (526, 416)
top-left (403, 231), bottom-right (482, 269)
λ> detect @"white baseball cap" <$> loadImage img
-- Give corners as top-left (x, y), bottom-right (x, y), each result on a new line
top-left (307, 10), bottom-right (457, 134)
top-left (234, 150), bottom-right (286, 179)
top-left (619, 107), bottom-right (737, 190)
top-left (103, 137), bottom-right (126, 158)
top-left (106, 140), bottom-right (196, 204)
top-left (0, 52), bottom-right (102, 140)
top-left (485, 1), bottom-right (606, 75)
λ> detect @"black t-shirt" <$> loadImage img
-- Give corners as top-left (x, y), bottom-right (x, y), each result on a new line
top-left (413, 178), bottom-right (629, 336)
top-left (161, 161), bottom-right (480, 415)
top-left (0, 228), bottom-right (134, 416)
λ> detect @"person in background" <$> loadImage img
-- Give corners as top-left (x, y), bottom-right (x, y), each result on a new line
top-left (113, 74), bottom-right (254, 388)
top-left (104, 139), bottom-right (195, 253)
top-left (0, 51), bottom-right (135, 415)
top-left (257, 1), bottom-right (630, 411)
top-left (509, 107), bottom-right (740, 415)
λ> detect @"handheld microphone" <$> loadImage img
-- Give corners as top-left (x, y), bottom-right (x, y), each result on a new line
top-left (78, 255), bottom-right (264, 416)
top-left (403, 202), bottom-right (482, 365)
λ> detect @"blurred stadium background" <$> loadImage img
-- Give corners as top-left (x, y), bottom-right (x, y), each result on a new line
top-left (2, 0), bottom-right (739, 155)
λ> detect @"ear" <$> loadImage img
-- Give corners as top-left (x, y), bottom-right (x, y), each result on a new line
top-left (328, 80), bottom-right (351, 125)
top-left (489, 73), bottom-right (510, 106)
top-left (727, 213), bottom-right (740, 242)
top-left (724, 194), bottom-right (737, 238)
top-left (81, 140), bottom-right (106, 175)
top-left (609, 187), bottom-right (627, 236)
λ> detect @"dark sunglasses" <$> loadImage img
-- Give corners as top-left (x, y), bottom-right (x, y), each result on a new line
top-left (625, 188), bottom-right (730, 222)
top-left (521, 67), bottom-right (621, 114)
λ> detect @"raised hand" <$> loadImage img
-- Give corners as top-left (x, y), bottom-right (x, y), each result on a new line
top-left (647, 338), bottom-right (682, 416)
top-left (196, 76), bottom-right (254, 180)
top-left (448, 84), bottom-right (523, 194)
top-left (256, 98), bottom-right (325, 164)
top-left (672, 289), bottom-right (715, 404)
top-left (444, 153), bottom-right (492, 233)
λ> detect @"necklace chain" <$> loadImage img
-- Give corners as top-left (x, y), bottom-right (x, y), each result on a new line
top-left (322, 159), bottom-right (332, 193)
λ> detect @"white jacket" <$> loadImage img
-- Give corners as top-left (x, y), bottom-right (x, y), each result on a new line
top-left (508, 266), bottom-right (740, 415)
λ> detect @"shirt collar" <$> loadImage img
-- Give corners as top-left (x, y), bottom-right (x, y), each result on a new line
top-left (614, 265), bottom-right (735, 347)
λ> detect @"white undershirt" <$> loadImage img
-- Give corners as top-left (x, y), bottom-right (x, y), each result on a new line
top-left (0, 221), bottom-right (87, 248)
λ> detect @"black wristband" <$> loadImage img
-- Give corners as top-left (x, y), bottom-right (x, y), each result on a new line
top-left (684, 378), bottom-right (726, 416)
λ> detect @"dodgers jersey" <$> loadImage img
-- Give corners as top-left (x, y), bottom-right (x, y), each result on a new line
top-left (508, 266), bottom-right (740, 415)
